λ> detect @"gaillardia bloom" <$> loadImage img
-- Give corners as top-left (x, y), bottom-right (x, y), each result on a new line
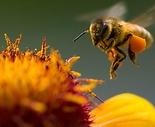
top-left (0, 34), bottom-right (155, 127)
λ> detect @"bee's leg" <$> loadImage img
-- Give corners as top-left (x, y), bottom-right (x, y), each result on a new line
top-left (128, 46), bottom-right (136, 64)
top-left (105, 39), bottom-right (115, 51)
top-left (110, 47), bottom-right (126, 79)
top-left (109, 54), bottom-right (120, 79)
top-left (97, 40), bottom-right (107, 51)
top-left (119, 33), bottom-right (135, 64)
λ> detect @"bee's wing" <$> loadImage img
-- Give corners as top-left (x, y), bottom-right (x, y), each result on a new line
top-left (75, 1), bottom-right (127, 22)
top-left (131, 5), bottom-right (155, 28)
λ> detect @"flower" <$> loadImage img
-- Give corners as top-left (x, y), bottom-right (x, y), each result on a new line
top-left (0, 34), bottom-right (155, 127)
top-left (90, 93), bottom-right (155, 127)
top-left (0, 34), bottom-right (102, 127)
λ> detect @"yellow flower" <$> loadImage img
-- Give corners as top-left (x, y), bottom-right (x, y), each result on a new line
top-left (0, 34), bottom-right (102, 127)
top-left (90, 93), bottom-right (155, 127)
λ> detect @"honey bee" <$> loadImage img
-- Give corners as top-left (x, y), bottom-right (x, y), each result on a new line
top-left (73, 3), bottom-right (155, 79)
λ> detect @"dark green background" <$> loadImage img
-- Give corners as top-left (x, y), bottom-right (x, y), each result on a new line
top-left (0, 0), bottom-right (155, 103)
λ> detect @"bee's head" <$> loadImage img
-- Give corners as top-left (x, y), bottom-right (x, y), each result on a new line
top-left (89, 19), bottom-right (109, 38)
top-left (73, 19), bottom-right (109, 43)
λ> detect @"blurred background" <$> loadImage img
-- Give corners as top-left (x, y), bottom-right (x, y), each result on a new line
top-left (0, 0), bottom-right (154, 103)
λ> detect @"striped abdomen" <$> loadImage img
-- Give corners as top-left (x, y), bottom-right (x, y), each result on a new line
top-left (126, 23), bottom-right (153, 49)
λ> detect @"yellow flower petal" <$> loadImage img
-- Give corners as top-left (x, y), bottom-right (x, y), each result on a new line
top-left (74, 78), bottom-right (104, 92)
top-left (90, 93), bottom-right (155, 127)
top-left (63, 93), bottom-right (88, 104)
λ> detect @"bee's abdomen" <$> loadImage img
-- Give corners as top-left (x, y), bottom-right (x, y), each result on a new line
top-left (127, 23), bottom-right (153, 49)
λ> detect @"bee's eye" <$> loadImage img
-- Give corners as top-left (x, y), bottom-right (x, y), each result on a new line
top-left (102, 22), bottom-right (108, 32)
top-left (96, 24), bottom-right (103, 33)
top-left (90, 23), bottom-right (103, 35)
top-left (90, 20), bottom-right (109, 37)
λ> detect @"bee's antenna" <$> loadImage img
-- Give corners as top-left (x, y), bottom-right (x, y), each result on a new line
top-left (73, 29), bottom-right (89, 42)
